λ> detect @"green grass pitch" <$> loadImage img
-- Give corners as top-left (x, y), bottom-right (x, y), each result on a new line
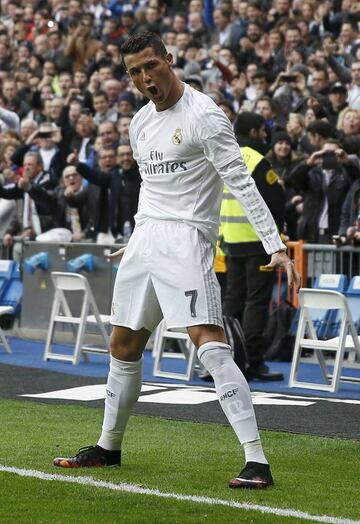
top-left (0, 399), bottom-right (359, 523)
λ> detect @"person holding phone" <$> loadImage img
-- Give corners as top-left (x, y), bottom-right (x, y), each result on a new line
top-left (286, 139), bottom-right (358, 243)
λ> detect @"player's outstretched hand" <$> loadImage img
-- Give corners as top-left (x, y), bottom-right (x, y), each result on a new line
top-left (266, 251), bottom-right (301, 293)
top-left (108, 247), bottom-right (126, 260)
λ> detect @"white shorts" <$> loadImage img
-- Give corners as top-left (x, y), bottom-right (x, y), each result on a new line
top-left (110, 219), bottom-right (223, 332)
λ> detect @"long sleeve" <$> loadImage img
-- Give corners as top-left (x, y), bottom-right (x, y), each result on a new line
top-left (0, 107), bottom-right (20, 132)
top-left (77, 163), bottom-right (111, 189)
top-left (198, 107), bottom-right (285, 254)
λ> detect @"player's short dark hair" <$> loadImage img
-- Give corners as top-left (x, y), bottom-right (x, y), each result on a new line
top-left (120, 32), bottom-right (167, 67)
top-left (234, 111), bottom-right (265, 138)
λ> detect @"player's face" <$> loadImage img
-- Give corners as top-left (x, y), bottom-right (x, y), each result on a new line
top-left (124, 47), bottom-right (176, 111)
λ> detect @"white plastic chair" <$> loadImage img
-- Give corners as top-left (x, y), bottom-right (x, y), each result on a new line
top-left (289, 288), bottom-right (360, 392)
top-left (152, 319), bottom-right (198, 381)
top-left (0, 305), bottom-right (14, 354)
top-left (44, 272), bottom-right (111, 365)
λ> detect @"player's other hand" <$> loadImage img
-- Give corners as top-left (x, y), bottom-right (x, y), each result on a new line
top-left (108, 247), bottom-right (126, 260)
top-left (266, 251), bottom-right (301, 293)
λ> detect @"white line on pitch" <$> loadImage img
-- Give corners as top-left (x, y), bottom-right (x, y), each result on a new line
top-left (0, 465), bottom-right (358, 524)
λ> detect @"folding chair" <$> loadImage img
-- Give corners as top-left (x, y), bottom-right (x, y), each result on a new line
top-left (0, 305), bottom-right (14, 354)
top-left (312, 274), bottom-right (348, 339)
top-left (152, 319), bottom-right (197, 381)
top-left (345, 276), bottom-right (360, 334)
top-left (44, 272), bottom-right (111, 365)
top-left (289, 288), bottom-right (360, 392)
top-left (344, 276), bottom-right (360, 363)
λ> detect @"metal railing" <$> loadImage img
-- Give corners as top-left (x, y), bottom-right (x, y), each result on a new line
top-left (278, 242), bottom-right (360, 308)
top-left (303, 243), bottom-right (360, 285)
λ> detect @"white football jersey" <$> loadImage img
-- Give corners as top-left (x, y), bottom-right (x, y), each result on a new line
top-left (130, 84), bottom-right (284, 253)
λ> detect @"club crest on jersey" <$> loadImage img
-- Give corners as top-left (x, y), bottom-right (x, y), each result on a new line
top-left (172, 128), bottom-right (182, 145)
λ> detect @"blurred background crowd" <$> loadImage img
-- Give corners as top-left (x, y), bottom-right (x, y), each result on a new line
top-left (0, 0), bottom-right (360, 253)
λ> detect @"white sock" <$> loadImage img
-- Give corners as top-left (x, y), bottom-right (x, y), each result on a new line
top-left (198, 341), bottom-right (268, 463)
top-left (97, 355), bottom-right (143, 451)
top-left (242, 439), bottom-right (268, 465)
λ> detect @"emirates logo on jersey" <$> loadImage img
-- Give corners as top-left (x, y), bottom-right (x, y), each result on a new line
top-left (172, 128), bottom-right (182, 145)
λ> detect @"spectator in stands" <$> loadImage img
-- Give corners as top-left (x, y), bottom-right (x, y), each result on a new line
top-left (266, 131), bottom-right (306, 240)
top-left (71, 113), bottom-right (96, 164)
top-left (117, 115), bottom-right (132, 144)
top-left (286, 112), bottom-right (313, 154)
top-left (66, 147), bottom-right (119, 243)
top-left (0, 139), bottom-right (17, 171)
top-left (104, 78), bottom-right (122, 107)
top-left (339, 18), bottom-right (360, 56)
top-left (338, 179), bottom-right (360, 245)
top-left (254, 95), bottom-right (279, 130)
top-left (93, 90), bottom-right (118, 126)
top-left (306, 119), bottom-right (335, 151)
top-left (326, 83), bottom-right (349, 127)
top-left (324, 40), bottom-right (360, 109)
top-left (218, 99), bottom-right (236, 123)
top-left (287, 139), bottom-right (358, 243)
top-left (12, 122), bottom-right (67, 182)
top-left (337, 107), bottom-right (360, 154)
top-left (64, 13), bottom-right (103, 72)
top-left (58, 71), bottom-right (74, 99)
top-left (210, 7), bottom-right (233, 47)
top-left (115, 142), bottom-right (141, 234)
top-left (0, 151), bottom-right (56, 247)
top-left (271, 67), bottom-right (310, 125)
top-left (97, 121), bottom-right (119, 150)
top-left (118, 91), bottom-right (136, 116)
top-left (2, 78), bottom-right (30, 119)
top-left (26, 164), bottom-right (94, 242)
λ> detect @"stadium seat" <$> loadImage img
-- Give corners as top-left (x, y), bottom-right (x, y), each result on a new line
top-left (0, 305), bottom-right (14, 354)
top-left (0, 262), bottom-right (23, 316)
top-left (0, 260), bottom-right (15, 299)
top-left (44, 272), bottom-right (111, 365)
top-left (152, 320), bottom-right (197, 381)
top-left (313, 274), bottom-right (348, 292)
top-left (289, 288), bottom-right (360, 392)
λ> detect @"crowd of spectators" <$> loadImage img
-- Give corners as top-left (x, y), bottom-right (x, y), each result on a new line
top-left (0, 0), bottom-right (360, 253)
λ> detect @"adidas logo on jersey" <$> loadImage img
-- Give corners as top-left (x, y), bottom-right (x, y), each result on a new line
top-left (139, 131), bottom-right (146, 141)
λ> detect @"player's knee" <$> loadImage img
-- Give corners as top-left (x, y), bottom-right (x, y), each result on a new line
top-left (188, 324), bottom-right (226, 348)
top-left (109, 328), bottom-right (144, 361)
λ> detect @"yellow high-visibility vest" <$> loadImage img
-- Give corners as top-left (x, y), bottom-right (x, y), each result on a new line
top-left (220, 146), bottom-right (278, 245)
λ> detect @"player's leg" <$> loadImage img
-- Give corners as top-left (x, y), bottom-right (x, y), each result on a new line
top-left (54, 222), bottom-right (161, 468)
top-left (151, 222), bottom-right (273, 488)
top-left (188, 323), bottom-right (273, 489)
top-left (53, 326), bottom-right (150, 468)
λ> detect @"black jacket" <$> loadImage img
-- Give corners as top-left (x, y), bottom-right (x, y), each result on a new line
top-left (339, 179), bottom-right (360, 237)
top-left (27, 184), bottom-right (94, 238)
top-left (0, 171), bottom-right (57, 236)
top-left (75, 162), bottom-right (141, 238)
top-left (287, 160), bottom-right (358, 242)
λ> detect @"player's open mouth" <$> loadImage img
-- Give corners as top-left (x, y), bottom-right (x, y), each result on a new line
top-left (148, 86), bottom-right (159, 96)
